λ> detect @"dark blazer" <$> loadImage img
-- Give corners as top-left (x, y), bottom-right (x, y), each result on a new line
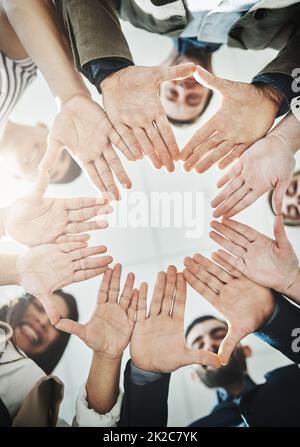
top-left (119, 293), bottom-right (300, 427)
top-left (55, 0), bottom-right (300, 81)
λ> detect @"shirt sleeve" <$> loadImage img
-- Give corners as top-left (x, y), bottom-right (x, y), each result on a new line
top-left (73, 384), bottom-right (123, 427)
top-left (83, 57), bottom-right (134, 92)
top-left (255, 290), bottom-right (300, 364)
top-left (130, 362), bottom-right (164, 385)
top-left (252, 72), bottom-right (297, 117)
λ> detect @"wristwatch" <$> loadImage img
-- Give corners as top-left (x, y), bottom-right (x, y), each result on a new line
top-left (291, 96), bottom-right (300, 122)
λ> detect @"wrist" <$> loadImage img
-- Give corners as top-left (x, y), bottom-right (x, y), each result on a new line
top-left (92, 351), bottom-right (123, 363)
top-left (57, 90), bottom-right (91, 110)
top-left (0, 254), bottom-right (20, 286)
top-left (256, 83), bottom-right (284, 115)
top-left (100, 66), bottom-right (130, 92)
top-left (271, 112), bottom-right (300, 155)
top-left (284, 268), bottom-right (300, 303)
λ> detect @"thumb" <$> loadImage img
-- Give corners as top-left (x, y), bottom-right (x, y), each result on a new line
top-left (193, 65), bottom-right (224, 92)
top-left (185, 348), bottom-right (221, 369)
top-left (218, 327), bottom-right (241, 366)
top-left (39, 137), bottom-right (62, 171)
top-left (272, 179), bottom-right (290, 215)
top-left (274, 214), bottom-right (289, 248)
top-left (27, 170), bottom-right (49, 202)
top-left (37, 294), bottom-right (60, 326)
top-left (55, 318), bottom-right (85, 339)
top-left (162, 62), bottom-right (195, 82)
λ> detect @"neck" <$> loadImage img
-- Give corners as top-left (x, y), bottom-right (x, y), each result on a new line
top-left (222, 378), bottom-right (247, 398)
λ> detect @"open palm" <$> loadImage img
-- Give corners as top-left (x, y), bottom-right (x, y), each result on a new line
top-left (209, 217), bottom-right (299, 294)
top-left (130, 266), bottom-right (220, 373)
top-left (56, 265), bottom-right (137, 358)
top-left (40, 94), bottom-right (132, 199)
top-left (5, 172), bottom-right (111, 246)
top-left (183, 252), bottom-right (275, 365)
top-left (181, 66), bottom-right (281, 173)
top-left (212, 134), bottom-right (296, 218)
top-left (17, 242), bottom-right (112, 324)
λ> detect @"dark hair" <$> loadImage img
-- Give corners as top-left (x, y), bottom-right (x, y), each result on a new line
top-left (0, 290), bottom-right (79, 374)
top-left (185, 315), bottom-right (227, 338)
top-left (50, 155), bottom-right (82, 184)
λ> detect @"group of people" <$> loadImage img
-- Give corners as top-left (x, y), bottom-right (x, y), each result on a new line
top-left (0, 0), bottom-right (300, 428)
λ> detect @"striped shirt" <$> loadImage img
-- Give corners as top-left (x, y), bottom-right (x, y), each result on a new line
top-left (0, 52), bottom-right (37, 124)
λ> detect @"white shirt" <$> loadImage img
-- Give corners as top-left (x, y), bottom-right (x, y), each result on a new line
top-left (182, 0), bottom-right (259, 42)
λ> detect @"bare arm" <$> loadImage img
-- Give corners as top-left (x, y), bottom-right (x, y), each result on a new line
top-left (2, 0), bottom-right (88, 103)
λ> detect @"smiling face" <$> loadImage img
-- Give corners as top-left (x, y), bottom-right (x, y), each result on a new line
top-left (160, 52), bottom-right (213, 124)
top-left (14, 294), bottom-right (69, 356)
top-left (0, 122), bottom-right (74, 182)
top-left (186, 318), bottom-right (248, 388)
top-left (282, 171), bottom-right (300, 224)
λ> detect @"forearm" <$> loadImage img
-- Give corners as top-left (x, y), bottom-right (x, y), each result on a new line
top-left (285, 268), bottom-right (300, 305)
top-left (86, 352), bottom-right (121, 415)
top-left (271, 112), bottom-right (300, 155)
top-left (0, 254), bottom-right (20, 285)
top-left (3, 0), bottom-right (88, 103)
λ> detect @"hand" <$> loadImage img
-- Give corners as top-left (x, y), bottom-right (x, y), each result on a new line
top-left (56, 264), bottom-right (137, 358)
top-left (39, 94), bottom-right (132, 199)
top-left (17, 241), bottom-right (113, 324)
top-left (101, 64), bottom-right (195, 172)
top-left (181, 65), bottom-right (282, 173)
top-left (209, 217), bottom-right (299, 296)
top-left (183, 252), bottom-right (275, 365)
top-left (130, 266), bottom-right (220, 373)
top-left (4, 171), bottom-right (112, 247)
top-left (211, 134), bottom-right (296, 218)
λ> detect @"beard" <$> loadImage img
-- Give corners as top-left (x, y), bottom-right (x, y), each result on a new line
top-left (196, 346), bottom-right (247, 388)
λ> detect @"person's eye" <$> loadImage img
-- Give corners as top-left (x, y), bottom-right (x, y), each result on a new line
top-left (186, 94), bottom-right (202, 106)
top-left (286, 180), bottom-right (297, 197)
top-left (166, 88), bottom-right (178, 101)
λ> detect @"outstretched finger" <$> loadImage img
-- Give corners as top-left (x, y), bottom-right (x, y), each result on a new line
top-left (171, 273), bottom-right (186, 320)
top-left (97, 268), bottom-right (113, 304)
top-left (28, 170), bottom-right (49, 202)
top-left (211, 176), bottom-right (244, 211)
top-left (55, 319), bottom-right (85, 339)
top-left (136, 283), bottom-right (148, 322)
top-left (108, 263), bottom-right (122, 303)
top-left (218, 326), bottom-right (243, 365)
top-left (37, 294), bottom-right (60, 326)
top-left (119, 272), bottom-right (135, 311)
top-left (39, 138), bottom-right (62, 171)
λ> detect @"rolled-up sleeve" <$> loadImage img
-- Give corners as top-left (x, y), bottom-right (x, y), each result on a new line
top-left (73, 384), bottom-right (123, 427)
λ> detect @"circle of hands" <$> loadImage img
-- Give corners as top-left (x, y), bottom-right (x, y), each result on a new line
top-left (8, 63), bottom-right (299, 371)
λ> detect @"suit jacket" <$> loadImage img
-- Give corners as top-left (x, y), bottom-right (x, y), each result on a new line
top-left (55, 0), bottom-right (300, 79)
top-left (119, 292), bottom-right (300, 427)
